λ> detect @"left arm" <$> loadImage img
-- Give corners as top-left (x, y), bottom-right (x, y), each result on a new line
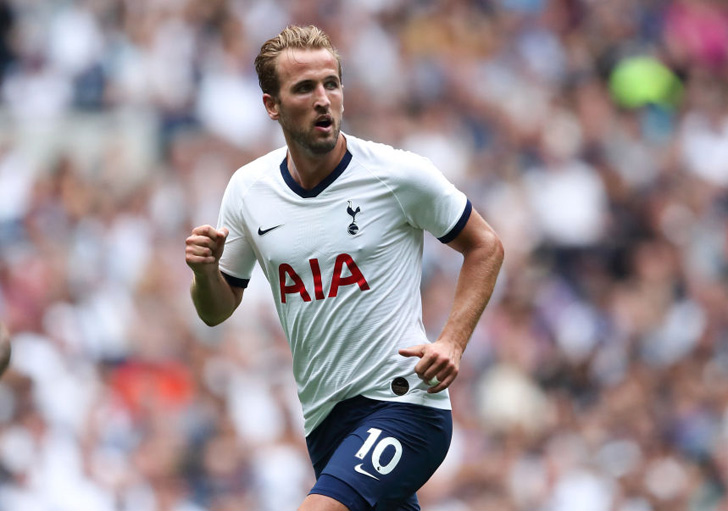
top-left (399, 208), bottom-right (504, 393)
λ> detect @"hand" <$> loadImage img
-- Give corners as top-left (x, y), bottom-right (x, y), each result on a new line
top-left (399, 340), bottom-right (463, 393)
top-left (185, 225), bottom-right (229, 275)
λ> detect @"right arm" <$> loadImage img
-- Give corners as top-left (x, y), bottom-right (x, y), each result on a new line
top-left (185, 225), bottom-right (244, 326)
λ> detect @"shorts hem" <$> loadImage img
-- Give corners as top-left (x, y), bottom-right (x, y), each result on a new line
top-left (310, 473), bottom-right (371, 511)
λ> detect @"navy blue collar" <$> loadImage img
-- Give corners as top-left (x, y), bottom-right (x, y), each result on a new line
top-left (280, 150), bottom-right (353, 198)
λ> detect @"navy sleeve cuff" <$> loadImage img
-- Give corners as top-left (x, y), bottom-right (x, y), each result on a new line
top-left (221, 271), bottom-right (250, 288)
top-left (437, 199), bottom-right (472, 244)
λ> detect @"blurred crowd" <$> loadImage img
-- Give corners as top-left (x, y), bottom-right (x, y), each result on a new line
top-left (0, 0), bottom-right (726, 510)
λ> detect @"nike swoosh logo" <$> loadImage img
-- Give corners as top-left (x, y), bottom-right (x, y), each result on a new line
top-left (257, 224), bottom-right (283, 236)
top-left (354, 463), bottom-right (380, 480)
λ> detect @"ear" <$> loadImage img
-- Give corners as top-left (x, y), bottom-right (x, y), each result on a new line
top-left (263, 93), bottom-right (279, 121)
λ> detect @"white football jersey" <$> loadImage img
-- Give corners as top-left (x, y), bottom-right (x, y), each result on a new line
top-left (218, 134), bottom-right (471, 435)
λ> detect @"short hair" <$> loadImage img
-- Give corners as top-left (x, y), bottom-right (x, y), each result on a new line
top-left (254, 25), bottom-right (342, 97)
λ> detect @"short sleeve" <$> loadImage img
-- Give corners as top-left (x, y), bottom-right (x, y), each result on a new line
top-left (217, 175), bottom-right (257, 287)
top-left (393, 154), bottom-right (470, 243)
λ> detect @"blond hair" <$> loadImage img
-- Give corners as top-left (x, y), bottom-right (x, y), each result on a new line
top-left (254, 25), bottom-right (342, 97)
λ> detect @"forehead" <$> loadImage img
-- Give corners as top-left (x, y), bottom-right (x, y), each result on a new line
top-left (275, 48), bottom-right (339, 84)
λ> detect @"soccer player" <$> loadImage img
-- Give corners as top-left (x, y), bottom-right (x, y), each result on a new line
top-left (185, 25), bottom-right (504, 511)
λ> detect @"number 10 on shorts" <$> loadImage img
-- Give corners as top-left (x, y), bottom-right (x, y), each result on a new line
top-left (355, 428), bottom-right (403, 476)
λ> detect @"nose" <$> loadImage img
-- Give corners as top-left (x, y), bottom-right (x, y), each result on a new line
top-left (313, 83), bottom-right (331, 110)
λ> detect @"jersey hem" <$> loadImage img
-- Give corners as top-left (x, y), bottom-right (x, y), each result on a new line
top-left (361, 393), bottom-right (453, 411)
top-left (303, 392), bottom-right (451, 435)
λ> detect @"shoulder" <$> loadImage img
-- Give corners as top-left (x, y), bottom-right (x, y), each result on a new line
top-left (347, 134), bottom-right (430, 169)
top-left (346, 134), bottom-right (445, 188)
top-left (346, 134), bottom-right (437, 184)
top-left (228, 146), bottom-right (287, 193)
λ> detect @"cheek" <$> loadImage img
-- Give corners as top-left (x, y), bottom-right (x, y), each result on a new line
top-left (284, 102), bottom-right (308, 117)
top-left (332, 96), bottom-right (344, 114)
top-left (277, 105), bottom-right (300, 124)
top-left (337, 94), bottom-right (345, 113)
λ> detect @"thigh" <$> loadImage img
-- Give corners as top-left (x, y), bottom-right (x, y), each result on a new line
top-left (374, 493), bottom-right (419, 511)
top-left (298, 493), bottom-right (416, 511)
top-left (309, 402), bottom-right (452, 511)
top-left (299, 494), bottom-right (350, 511)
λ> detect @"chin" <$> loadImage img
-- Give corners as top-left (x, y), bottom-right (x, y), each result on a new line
top-left (287, 124), bottom-right (340, 155)
top-left (309, 140), bottom-right (338, 155)
top-left (307, 131), bottom-right (340, 155)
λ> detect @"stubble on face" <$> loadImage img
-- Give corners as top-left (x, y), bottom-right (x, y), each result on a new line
top-left (272, 48), bottom-right (343, 157)
top-left (277, 105), bottom-right (341, 156)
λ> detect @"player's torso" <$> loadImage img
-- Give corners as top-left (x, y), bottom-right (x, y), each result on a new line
top-left (224, 139), bottom-right (455, 433)
top-left (242, 154), bottom-right (420, 309)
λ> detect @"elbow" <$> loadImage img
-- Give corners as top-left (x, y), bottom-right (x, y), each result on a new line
top-left (460, 228), bottom-right (504, 273)
top-left (489, 230), bottom-right (505, 267)
top-left (471, 226), bottom-right (504, 266)
top-left (193, 305), bottom-right (228, 327)
top-left (200, 316), bottom-right (224, 327)
top-left (197, 310), bottom-right (232, 327)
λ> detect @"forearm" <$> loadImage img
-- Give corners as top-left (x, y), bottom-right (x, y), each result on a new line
top-left (440, 227), bottom-right (504, 351)
top-left (190, 270), bottom-right (241, 326)
top-left (399, 210), bottom-right (503, 393)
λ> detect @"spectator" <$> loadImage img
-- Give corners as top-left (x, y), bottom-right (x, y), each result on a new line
top-left (0, 1), bottom-right (725, 510)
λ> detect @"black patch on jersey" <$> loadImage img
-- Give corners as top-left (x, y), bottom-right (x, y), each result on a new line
top-left (391, 377), bottom-right (409, 396)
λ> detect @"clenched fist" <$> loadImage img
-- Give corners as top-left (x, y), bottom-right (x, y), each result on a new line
top-left (185, 225), bottom-right (229, 275)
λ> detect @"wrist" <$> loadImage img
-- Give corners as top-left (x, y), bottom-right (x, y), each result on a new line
top-left (192, 265), bottom-right (221, 282)
top-left (436, 332), bottom-right (467, 355)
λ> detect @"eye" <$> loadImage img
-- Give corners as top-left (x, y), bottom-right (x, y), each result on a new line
top-left (325, 79), bottom-right (340, 89)
top-left (294, 82), bottom-right (314, 93)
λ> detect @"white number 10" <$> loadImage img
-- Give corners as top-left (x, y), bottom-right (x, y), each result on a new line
top-left (354, 428), bottom-right (403, 475)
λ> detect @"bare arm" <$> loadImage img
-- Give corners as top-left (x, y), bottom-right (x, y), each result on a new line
top-left (186, 225), bottom-right (244, 326)
top-left (400, 208), bottom-right (504, 392)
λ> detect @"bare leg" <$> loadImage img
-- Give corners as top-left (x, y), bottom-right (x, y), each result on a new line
top-left (298, 494), bottom-right (350, 511)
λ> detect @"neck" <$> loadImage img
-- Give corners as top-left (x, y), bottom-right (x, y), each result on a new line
top-left (287, 135), bottom-right (347, 190)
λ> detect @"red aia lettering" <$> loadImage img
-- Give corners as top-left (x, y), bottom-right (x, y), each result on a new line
top-left (328, 253), bottom-right (370, 297)
top-left (309, 258), bottom-right (325, 300)
top-left (279, 263), bottom-right (311, 303)
top-left (278, 254), bottom-right (370, 303)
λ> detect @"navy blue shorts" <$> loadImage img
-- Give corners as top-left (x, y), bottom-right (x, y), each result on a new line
top-left (306, 396), bottom-right (452, 511)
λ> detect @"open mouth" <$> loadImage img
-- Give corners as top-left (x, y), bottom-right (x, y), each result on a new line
top-left (315, 117), bottom-right (333, 129)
